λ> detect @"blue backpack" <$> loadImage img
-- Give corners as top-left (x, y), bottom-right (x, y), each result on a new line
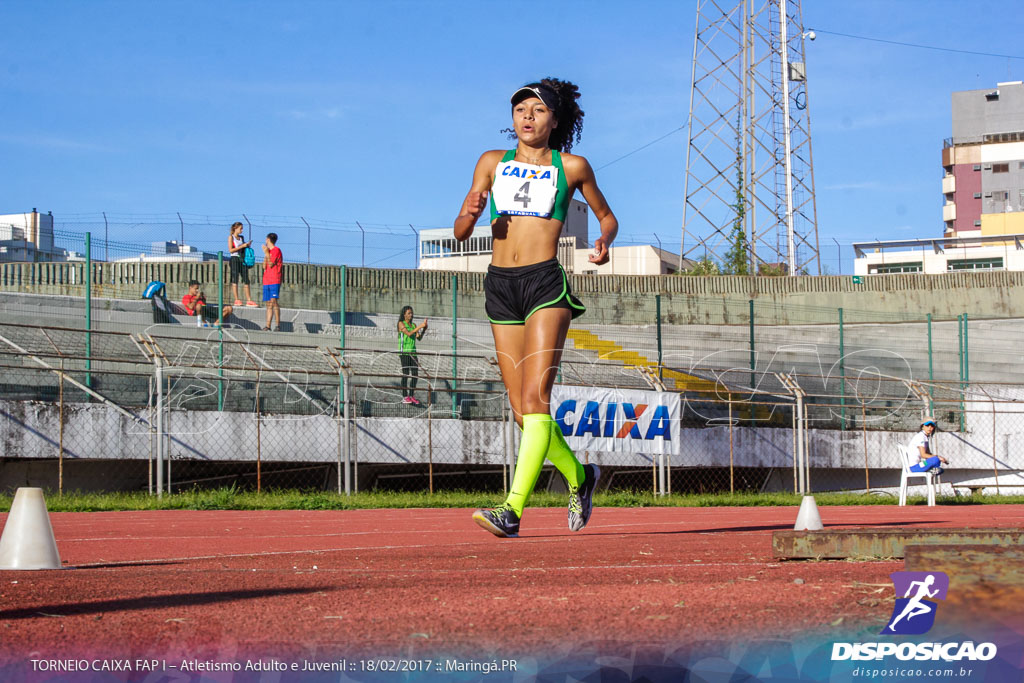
top-left (243, 246), bottom-right (256, 267)
top-left (142, 281), bottom-right (166, 299)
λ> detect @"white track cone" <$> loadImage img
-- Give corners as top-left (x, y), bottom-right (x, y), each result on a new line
top-left (794, 495), bottom-right (823, 531)
top-left (0, 488), bottom-right (62, 570)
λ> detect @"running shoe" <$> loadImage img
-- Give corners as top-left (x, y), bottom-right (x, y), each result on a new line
top-left (233, 299), bottom-right (243, 306)
top-left (246, 300), bottom-right (258, 307)
top-left (408, 396), bottom-right (421, 406)
top-left (402, 396), bottom-right (413, 404)
top-left (568, 464), bottom-right (601, 532)
top-left (472, 505), bottom-right (520, 538)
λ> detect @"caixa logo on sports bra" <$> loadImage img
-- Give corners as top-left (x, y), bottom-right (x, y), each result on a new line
top-left (500, 165), bottom-right (553, 180)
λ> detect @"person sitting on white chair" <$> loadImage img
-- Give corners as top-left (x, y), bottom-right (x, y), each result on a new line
top-left (908, 418), bottom-right (948, 475)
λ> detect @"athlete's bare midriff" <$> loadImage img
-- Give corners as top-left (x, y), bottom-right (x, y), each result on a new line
top-left (489, 214), bottom-right (565, 267)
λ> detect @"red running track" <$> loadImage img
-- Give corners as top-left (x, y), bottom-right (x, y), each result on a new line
top-left (1, 504), bottom-right (1022, 662)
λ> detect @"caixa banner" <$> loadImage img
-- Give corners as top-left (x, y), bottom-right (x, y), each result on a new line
top-left (550, 386), bottom-right (680, 455)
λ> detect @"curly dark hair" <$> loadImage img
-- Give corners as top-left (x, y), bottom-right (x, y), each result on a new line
top-left (501, 77), bottom-right (585, 153)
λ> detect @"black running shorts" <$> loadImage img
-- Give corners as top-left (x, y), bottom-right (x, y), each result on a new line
top-left (483, 258), bottom-right (585, 325)
top-left (230, 256), bottom-right (250, 285)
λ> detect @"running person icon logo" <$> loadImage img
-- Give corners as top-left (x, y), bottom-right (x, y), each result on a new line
top-left (882, 571), bottom-right (949, 635)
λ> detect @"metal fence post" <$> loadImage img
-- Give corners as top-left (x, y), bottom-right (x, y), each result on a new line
top-left (958, 313), bottom-right (965, 433)
top-left (343, 365), bottom-right (351, 496)
top-left (963, 312), bottom-right (969, 433)
top-left (155, 362), bottom-right (164, 499)
top-left (256, 373), bottom-right (263, 493)
top-left (451, 274), bottom-right (458, 419)
top-left (838, 307), bottom-right (846, 429)
top-left (428, 389), bottom-right (434, 494)
top-left (340, 265), bottom-right (347, 351)
top-left (339, 265), bottom-right (347, 447)
top-left (301, 216), bottom-right (311, 264)
top-left (218, 250), bottom-right (224, 411)
top-left (656, 294), bottom-right (663, 381)
top-left (728, 395), bottom-right (734, 494)
top-left (963, 312), bottom-right (969, 384)
top-left (58, 359), bottom-right (64, 495)
top-left (148, 376), bottom-right (154, 495)
top-left (927, 313), bottom-right (934, 415)
top-left (85, 232), bottom-right (92, 389)
top-left (862, 402), bottom-right (869, 492)
top-left (749, 299), bottom-right (755, 420)
top-left (748, 299), bottom-right (755, 387)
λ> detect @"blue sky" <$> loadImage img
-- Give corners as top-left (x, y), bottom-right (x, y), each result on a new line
top-left (1, 0), bottom-right (1021, 272)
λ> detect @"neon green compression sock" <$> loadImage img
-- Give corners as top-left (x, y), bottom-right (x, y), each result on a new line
top-left (504, 413), bottom-right (553, 517)
top-left (546, 420), bottom-right (585, 489)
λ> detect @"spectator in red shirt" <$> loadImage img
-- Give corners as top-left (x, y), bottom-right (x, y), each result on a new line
top-left (262, 233), bottom-right (283, 332)
top-left (181, 280), bottom-right (233, 327)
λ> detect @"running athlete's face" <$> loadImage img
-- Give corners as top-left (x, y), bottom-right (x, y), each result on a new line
top-left (513, 98), bottom-right (557, 147)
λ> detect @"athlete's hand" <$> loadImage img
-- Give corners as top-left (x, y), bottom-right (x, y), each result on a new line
top-left (463, 191), bottom-right (488, 221)
top-left (589, 236), bottom-right (610, 265)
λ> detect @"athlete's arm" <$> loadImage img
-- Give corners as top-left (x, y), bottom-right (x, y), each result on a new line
top-left (454, 151), bottom-right (500, 241)
top-left (568, 155), bottom-right (618, 265)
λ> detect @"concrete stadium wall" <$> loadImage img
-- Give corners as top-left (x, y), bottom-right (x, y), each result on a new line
top-left (5, 261), bottom-right (1024, 324)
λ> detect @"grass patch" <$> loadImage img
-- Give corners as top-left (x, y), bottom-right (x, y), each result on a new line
top-left (0, 488), bottom-right (1022, 513)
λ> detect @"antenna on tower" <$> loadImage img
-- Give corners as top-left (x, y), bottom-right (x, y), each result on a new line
top-left (680, 0), bottom-right (821, 276)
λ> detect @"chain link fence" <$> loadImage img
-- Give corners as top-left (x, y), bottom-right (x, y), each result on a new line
top-left (2, 318), bottom-right (1023, 497)
top-left (2, 223), bottom-right (1023, 496)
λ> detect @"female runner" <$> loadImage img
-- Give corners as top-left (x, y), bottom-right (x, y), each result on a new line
top-left (454, 78), bottom-right (618, 537)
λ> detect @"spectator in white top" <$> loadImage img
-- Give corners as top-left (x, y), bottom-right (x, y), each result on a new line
top-left (907, 418), bottom-right (948, 475)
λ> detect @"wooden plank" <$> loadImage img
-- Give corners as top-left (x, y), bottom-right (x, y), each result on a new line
top-left (904, 545), bottom-right (1024, 619)
top-left (772, 527), bottom-right (1024, 559)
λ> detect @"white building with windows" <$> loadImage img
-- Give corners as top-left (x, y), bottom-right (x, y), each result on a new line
top-left (853, 234), bottom-right (1024, 275)
top-left (113, 240), bottom-right (218, 263)
top-left (419, 199), bottom-right (685, 275)
top-left (0, 210), bottom-right (84, 262)
top-left (854, 82), bottom-right (1024, 275)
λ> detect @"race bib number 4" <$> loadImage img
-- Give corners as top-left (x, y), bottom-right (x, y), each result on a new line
top-left (492, 160), bottom-right (559, 218)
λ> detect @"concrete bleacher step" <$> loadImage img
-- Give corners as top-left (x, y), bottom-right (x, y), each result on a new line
top-left (3, 291), bottom-right (1023, 395)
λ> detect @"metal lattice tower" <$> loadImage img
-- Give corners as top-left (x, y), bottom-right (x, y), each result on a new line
top-left (680, 0), bottom-right (820, 275)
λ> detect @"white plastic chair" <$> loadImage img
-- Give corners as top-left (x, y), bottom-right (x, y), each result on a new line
top-left (897, 445), bottom-right (939, 506)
